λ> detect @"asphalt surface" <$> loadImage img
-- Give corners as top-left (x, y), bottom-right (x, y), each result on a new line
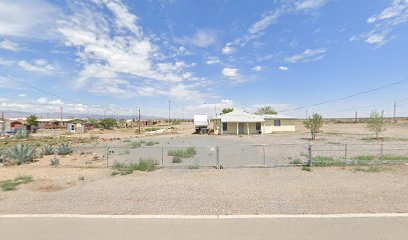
top-left (1, 214), bottom-right (408, 240)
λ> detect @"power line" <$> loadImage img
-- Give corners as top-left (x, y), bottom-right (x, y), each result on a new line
top-left (324, 97), bottom-right (408, 115)
top-left (280, 79), bottom-right (408, 113)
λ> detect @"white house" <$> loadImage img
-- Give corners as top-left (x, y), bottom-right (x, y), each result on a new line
top-left (212, 109), bottom-right (296, 135)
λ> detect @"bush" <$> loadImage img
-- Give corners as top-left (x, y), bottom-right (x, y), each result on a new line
top-left (302, 166), bottom-right (312, 172)
top-left (15, 129), bottom-right (30, 139)
top-left (49, 156), bottom-right (60, 167)
top-left (312, 156), bottom-right (343, 167)
top-left (111, 158), bottom-right (157, 175)
top-left (144, 127), bottom-right (160, 132)
top-left (168, 147), bottom-right (196, 158)
top-left (5, 144), bottom-right (36, 165)
top-left (42, 145), bottom-right (54, 156)
top-left (78, 176), bottom-right (85, 181)
top-left (0, 175), bottom-right (33, 191)
top-left (130, 141), bottom-right (142, 149)
top-left (145, 140), bottom-right (158, 146)
top-left (172, 156), bottom-right (182, 163)
top-left (57, 143), bottom-right (73, 155)
top-left (289, 158), bottom-right (302, 165)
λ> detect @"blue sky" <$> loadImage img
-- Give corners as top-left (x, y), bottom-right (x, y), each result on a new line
top-left (0, 0), bottom-right (408, 118)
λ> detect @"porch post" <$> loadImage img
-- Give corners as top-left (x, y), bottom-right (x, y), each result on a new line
top-left (220, 121), bottom-right (223, 135)
top-left (236, 122), bottom-right (239, 135)
top-left (247, 122), bottom-right (249, 135)
top-left (263, 122), bottom-right (266, 135)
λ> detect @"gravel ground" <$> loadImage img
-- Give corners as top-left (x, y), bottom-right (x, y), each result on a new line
top-left (0, 166), bottom-right (408, 214)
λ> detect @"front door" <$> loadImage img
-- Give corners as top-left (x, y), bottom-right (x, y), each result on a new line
top-left (238, 123), bottom-right (245, 134)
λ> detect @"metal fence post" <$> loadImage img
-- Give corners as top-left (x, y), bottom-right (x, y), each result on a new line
top-left (307, 143), bottom-right (313, 167)
top-left (106, 147), bottom-right (109, 168)
top-left (344, 144), bottom-right (348, 165)
top-left (216, 145), bottom-right (220, 169)
top-left (161, 147), bottom-right (164, 167)
top-left (262, 145), bottom-right (266, 166)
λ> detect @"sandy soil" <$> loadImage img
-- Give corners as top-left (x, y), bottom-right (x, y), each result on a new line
top-left (0, 166), bottom-right (408, 214)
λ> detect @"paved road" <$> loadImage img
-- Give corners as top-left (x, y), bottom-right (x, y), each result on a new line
top-left (1, 214), bottom-right (408, 240)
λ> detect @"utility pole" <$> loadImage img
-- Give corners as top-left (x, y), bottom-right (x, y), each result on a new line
top-left (168, 100), bottom-right (171, 123)
top-left (355, 111), bottom-right (358, 123)
top-left (381, 110), bottom-right (384, 118)
top-left (393, 101), bottom-right (397, 123)
top-left (60, 107), bottom-right (63, 124)
top-left (305, 110), bottom-right (308, 120)
top-left (103, 110), bottom-right (106, 118)
top-left (214, 104), bottom-right (217, 117)
top-left (138, 108), bottom-right (141, 134)
top-left (1, 112), bottom-right (5, 132)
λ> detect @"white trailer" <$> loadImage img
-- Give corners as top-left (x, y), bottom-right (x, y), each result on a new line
top-left (193, 115), bottom-right (209, 134)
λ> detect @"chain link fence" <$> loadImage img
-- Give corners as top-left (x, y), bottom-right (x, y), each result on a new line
top-left (1, 143), bottom-right (408, 168)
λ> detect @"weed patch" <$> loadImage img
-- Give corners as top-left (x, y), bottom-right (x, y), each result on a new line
top-left (111, 158), bottom-right (157, 175)
top-left (0, 175), bottom-right (33, 191)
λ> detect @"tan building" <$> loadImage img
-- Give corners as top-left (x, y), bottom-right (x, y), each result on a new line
top-left (212, 110), bottom-right (296, 135)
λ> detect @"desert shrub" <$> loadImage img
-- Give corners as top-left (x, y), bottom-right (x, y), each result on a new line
top-left (111, 158), bottom-right (157, 175)
top-left (0, 149), bottom-right (5, 163)
top-left (15, 129), bottom-right (30, 139)
top-left (0, 175), bottom-right (33, 191)
top-left (49, 156), bottom-right (60, 167)
top-left (130, 141), bottom-right (142, 148)
top-left (137, 158), bottom-right (157, 172)
top-left (78, 176), bottom-right (85, 180)
top-left (312, 156), bottom-right (343, 167)
top-left (5, 144), bottom-right (36, 165)
top-left (145, 140), bottom-right (157, 146)
top-left (302, 166), bottom-right (312, 172)
top-left (144, 127), bottom-right (160, 132)
top-left (57, 143), bottom-right (73, 155)
top-left (172, 156), bottom-right (182, 163)
top-left (289, 158), bottom-right (302, 165)
top-left (168, 147), bottom-right (196, 158)
top-left (42, 145), bottom-right (54, 156)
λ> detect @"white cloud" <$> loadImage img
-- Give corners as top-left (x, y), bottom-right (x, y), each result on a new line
top-left (352, 0), bottom-right (408, 46)
top-left (285, 48), bottom-right (327, 63)
top-left (206, 57), bottom-right (221, 65)
top-left (249, 10), bottom-right (283, 35)
top-left (278, 66), bottom-right (289, 71)
top-left (17, 94), bottom-right (26, 97)
top-left (0, 0), bottom-right (60, 39)
top-left (222, 67), bottom-right (239, 78)
top-left (222, 45), bottom-right (236, 55)
top-left (17, 59), bottom-right (55, 75)
top-left (251, 66), bottom-right (263, 72)
top-left (191, 29), bottom-right (218, 48)
top-left (0, 58), bottom-right (13, 66)
top-left (0, 39), bottom-right (20, 51)
top-left (57, 0), bottom-right (206, 99)
top-left (296, 0), bottom-right (328, 11)
top-left (227, 1), bottom-right (329, 51)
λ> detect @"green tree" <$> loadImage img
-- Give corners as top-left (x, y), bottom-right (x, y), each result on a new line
top-left (221, 108), bottom-right (234, 114)
top-left (88, 118), bottom-right (101, 128)
top-left (99, 118), bottom-right (117, 130)
top-left (26, 115), bottom-right (39, 126)
top-left (304, 113), bottom-right (323, 140)
top-left (367, 110), bottom-right (386, 139)
top-left (255, 105), bottom-right (278, 115)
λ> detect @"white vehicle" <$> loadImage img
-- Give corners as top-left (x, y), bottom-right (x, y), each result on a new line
top-left (193, 115), bottom-right (209, 134)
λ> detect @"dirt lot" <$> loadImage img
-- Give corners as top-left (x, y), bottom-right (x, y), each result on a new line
top-left (1, 122), bottom-right (408, 214)
top-left (0, 166), bottom-right (408, 215)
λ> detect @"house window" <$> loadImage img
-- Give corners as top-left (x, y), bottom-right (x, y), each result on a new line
top-left (222, 122), bottom-right (228, 131)
top-left (256, 122), bottom-right (261, 131)
top-left (274, 120), bottom-right (281, 126)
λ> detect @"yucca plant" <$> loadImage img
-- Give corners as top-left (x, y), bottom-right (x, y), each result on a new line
top-left (49, 156), bottom-right (60, 167)
top-left (57, 143), bottom-right (73, 155)
top-left (5, 144), bottom-right (36, 165)
top-left (0, 149), bottom-right (5, 163)
top-left (41, 145), bottom-right (55, 156)
top-left (15, 129), bottom-right (30, 139)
